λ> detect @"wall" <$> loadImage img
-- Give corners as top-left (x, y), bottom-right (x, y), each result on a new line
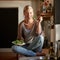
top-left (0, 1), bottom-right (32, 24)
top-left (0, 0), bottom-right (54, 23)
top-left (55, 0), bottom-right (60, 41)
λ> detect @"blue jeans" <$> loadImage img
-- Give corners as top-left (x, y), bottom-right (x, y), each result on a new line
top-left (12, 35), bottom-right (44, 57)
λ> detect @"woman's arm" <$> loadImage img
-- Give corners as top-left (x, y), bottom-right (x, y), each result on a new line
top-left (36, 16), bottom-right (43, 35)
top-left (17, 21), bottom-right (24, 40)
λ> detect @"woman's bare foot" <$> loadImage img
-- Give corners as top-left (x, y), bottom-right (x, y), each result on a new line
top-left (36, 52), bottom-right (46, 56)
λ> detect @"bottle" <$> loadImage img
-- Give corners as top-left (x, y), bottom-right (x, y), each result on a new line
top-left (42, 2), bottom-right (46, 13)
top-left (49, 42), bottom-right (55, 60)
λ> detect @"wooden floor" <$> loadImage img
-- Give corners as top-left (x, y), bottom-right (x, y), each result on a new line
top-left (0, 52), bottom-right (17, 60)
top-left (0, 48), bottom-right (49, 60)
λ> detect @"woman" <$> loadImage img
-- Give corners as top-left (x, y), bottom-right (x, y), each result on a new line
top-left (12, 5), bottom-right (44, 56)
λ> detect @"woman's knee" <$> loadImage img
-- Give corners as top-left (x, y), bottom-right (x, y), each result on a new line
top-left (38, 35), bottom-right (44, 45)
top-left (12, 45), bottom-right (18, 51)
top-left (38, 35), bottom-right (44, 40)
top-left (40, 35), bottom-right (44, 41)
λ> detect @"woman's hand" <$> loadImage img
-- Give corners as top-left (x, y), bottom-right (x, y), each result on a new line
top-left (37, 16), bottom-right (43, 23)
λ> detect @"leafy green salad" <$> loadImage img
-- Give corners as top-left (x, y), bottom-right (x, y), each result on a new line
top-left (12, 40), bottom-right (25, 45)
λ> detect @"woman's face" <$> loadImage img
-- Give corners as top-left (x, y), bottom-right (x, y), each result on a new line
top-left (24, 6), bottom-right (34, 19)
